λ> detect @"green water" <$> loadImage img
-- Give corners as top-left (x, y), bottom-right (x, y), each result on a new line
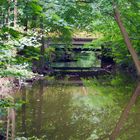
top-left (1, 75), bottom-right (140, 140)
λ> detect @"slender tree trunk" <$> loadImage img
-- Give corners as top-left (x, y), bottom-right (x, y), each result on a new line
top-left (113, 5), bottom-right (140, 76)
top-left (13, 0), bottom-right (17, 27)
top-left (108, 4), bottom-right (140, 140)
top-left (2, 12), bottom-right (5, 26)
top-left (40, 36), bottom-right (45, 73)
top-left (39, 18), bottom-right (45, 73)
top-left (24, 19), bottom-right (28, 31)
top-left (24, 2), bottom-right (28, 31)
top-left (32, 15), bottom-right (37, 28)
top-left (0, 10), bottom-right (3, 27)
top-left (6, 0), bottom-right (10, 26)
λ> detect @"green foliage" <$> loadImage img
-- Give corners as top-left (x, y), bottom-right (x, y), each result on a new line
top-left (0, 28), bottom-right (36, 78)
top-left (0, 98), bottom-right (26, 109)
top-left (1, 0), bottom-right (140, 77)
top-left (0, 0), bottom-right (77, 78)
top-left (0, 27), bottom-right (21, 39)
top-left (89, 0), bottom-right (140, 66)
top-left (0, 65), bottom-right (35, 78)
top-left (0, 99), bottom-right (14, 108)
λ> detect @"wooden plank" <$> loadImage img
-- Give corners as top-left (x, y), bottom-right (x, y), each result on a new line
top-left (73, 38), bottom-right (97, 41)
top-left (51, 67), bottom-right (101, 70)
top-left (47, 37), bottom-right (97, 46)
top-left (53, 47), bottom-right (101, 52)
top-left (50, 69), bottom-right (109, 76)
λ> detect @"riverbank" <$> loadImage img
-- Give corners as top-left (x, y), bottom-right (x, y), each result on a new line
top-left (0, 75), bottom-right (43, 99)
top-left (0, 77), bottom-right (18, 98)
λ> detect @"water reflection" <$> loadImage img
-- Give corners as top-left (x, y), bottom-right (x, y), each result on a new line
top-left (15, 80), bottom-right (107, 140)
top-left (110, 82), bottom-right (140, 140)
top-left (1, 77), bottom-right (140, 140)
top-left (21, 86), bottom-right (27, 137)
top-left (0, 108), bottom-right (16, 140)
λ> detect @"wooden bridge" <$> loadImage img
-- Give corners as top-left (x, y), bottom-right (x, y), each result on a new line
top-left (43, 37), bottom-right (114, 76)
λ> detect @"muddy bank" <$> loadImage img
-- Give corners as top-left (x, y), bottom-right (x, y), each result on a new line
top-left (0, 77), bottom-right (20, 98)
top-left (0, 75), bottom-right (43, 99)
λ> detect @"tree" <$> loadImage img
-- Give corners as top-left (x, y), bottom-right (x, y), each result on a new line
top-left (113, 1), bottom-right (140, 76)
top-left (13, 0), bottom-right (17, 27)
top-left (78, 0), bottom-right (140, 76)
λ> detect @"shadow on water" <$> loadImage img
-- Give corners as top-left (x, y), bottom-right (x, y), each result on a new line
top-left (1, 76), bottom-right (140, 140)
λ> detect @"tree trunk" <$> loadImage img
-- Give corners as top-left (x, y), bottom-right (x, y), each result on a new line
top-left (113, 5), bottom-right (140, 76)
top-left (39, 18), bottom-right (45, 74)
top-left (32, 15), bottom-right (37, 28)
top-left (39, 35), bottom-right (45, 73)
top-left (24, 19), bottom-right (28, 31)
top-left (24, 2), bottom-right (28, 31)
top-left (6, 0), bottom-right (11, 26)
top-left (13, 0), bottom-right (17, 27)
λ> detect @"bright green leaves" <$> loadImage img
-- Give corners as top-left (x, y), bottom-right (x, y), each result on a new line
top-left (0, 27), bottom-right (21, 39)
top-left (29, 2), bottom-right (43, 14)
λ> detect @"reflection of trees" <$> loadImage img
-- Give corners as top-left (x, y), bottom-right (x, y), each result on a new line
top-left (14, 79), bottom-right (140, 140)
top-left (6, 108), bottom-right (16, 140)
top-left (81, 75), bottom-right (140, 140)
top-left (16, 82), bottom-right (103, 140)
top-left (80, 74), bottom-right (140, 140)
top-left (21, 86), bottom-right (27, 137)
top-left (14, 82), bottom-right (117, 139)
top-left (110, 82), bottom-right (140, 140)
top-left (16, 82), bottom-right (72, 139)
top-left (35, 80), bottom-right (44, 136)
top-left (0, 97), bottom-right (16, 140)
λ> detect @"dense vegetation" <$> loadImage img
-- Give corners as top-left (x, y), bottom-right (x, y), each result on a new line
top-left (1, 1), bottom-right (140, 139)
top-left (0, 0), bottom-right (140, 78)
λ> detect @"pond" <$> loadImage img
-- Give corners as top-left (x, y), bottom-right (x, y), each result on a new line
top-left (0, 74), bottom-right (140, 140)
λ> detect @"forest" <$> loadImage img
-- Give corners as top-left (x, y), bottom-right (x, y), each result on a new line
top-left (0, 0), bottom-right (140, 140)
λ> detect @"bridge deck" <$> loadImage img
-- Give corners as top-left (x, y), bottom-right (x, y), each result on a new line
top-left (51, 67), bottom-right (101, 70)
top-left (54, 47), bottom-right (101, 52)
top-left (50, 68), bottom-right (110, 77)
top-left (46, 37), bottom-right (98, 48)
